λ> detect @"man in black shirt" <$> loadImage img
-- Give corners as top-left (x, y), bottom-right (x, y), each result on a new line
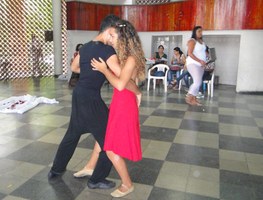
top-left (48, 15), bottom-right (140, 189)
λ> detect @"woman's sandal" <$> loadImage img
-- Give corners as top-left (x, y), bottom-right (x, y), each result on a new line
top-left (73, 167), bottom-right (94, 178)
top-left (111, 184), bottom-right (134, 198)
top-left (194, 97), bottom-right (203, 106)
top-left (168, 84), bottom-right (173, 89)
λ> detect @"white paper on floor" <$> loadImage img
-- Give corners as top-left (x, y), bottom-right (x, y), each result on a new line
top-left (0, 94), bottom-right (59, 114)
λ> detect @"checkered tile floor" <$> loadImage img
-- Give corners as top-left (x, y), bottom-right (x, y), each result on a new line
top-left (0, 77), bottom-right (263, 200)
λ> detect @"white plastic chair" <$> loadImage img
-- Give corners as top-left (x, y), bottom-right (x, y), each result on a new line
top-left (203, 72), bottom-right (215, 97)
top-left (147, 64), bottom-right (169, 92)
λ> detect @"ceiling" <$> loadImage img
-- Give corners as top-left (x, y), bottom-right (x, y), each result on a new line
top-left (65, 0), bottom-right (184, 5)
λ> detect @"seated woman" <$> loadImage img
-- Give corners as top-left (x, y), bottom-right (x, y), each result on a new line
top-left (154, 45), bottom-right (167, 64)
top-left (197, 46), bottom-right (215, 98)
top-left (152, 45), bottom-right (167, 77)
top-left (168, 47), bottom-right (186, 87)
top-left (203, 46), bottom-right (215, 81)
top-left (172, 66), bottom-right (191, 91)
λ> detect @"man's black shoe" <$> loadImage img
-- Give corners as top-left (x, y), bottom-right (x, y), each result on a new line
top-left (48, 170), bottom-right (63, 180)
top-left (87, 179), bottom-right (116, 189)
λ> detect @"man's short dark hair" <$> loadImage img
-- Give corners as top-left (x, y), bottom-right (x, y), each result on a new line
top-left (99, 14), bottom-right (120, 33)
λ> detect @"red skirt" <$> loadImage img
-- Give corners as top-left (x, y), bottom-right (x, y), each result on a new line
top-left (104, 88), bottom-right (142, 162)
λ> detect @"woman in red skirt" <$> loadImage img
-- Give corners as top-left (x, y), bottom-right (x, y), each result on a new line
top-left (91, 19), bottom-right (145, 198)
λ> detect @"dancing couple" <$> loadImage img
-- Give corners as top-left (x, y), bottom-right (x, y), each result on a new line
top-left (48, 15), bottom-right (145, 198)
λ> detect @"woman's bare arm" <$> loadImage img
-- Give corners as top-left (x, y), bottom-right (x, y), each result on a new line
top-left (71, 54), bottom-right (80, 73)
top-left (106, 55), bottom-right (121, 76)
top-left (91, 56), bottom-right (137, 91)
top-left (106, 55), bottom-right (141, 95)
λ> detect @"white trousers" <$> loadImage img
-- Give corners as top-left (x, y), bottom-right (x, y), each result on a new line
top-left (187, 64), bottom-right (204, 96)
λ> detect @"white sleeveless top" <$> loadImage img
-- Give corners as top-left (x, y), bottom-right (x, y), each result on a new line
top-left (186, 38), bottom-right (206, 67)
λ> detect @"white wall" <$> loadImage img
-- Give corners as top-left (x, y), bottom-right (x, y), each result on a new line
top-left (202, 35), bottom-right (241, 86)
top-left (236, 30), bottom-right (263, 92)
top-left (67, 30), bottom-right (263, 92)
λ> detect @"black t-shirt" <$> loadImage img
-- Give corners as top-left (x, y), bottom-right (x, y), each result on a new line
top-left (78, 41), bottom-right (116, 89)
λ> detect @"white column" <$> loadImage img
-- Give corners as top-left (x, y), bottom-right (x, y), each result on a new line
top-left (52, 0), bottom-right (62, 75)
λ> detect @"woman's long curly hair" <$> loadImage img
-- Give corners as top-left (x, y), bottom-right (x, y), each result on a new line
top-left (114, 20), bottom-right (145, 81)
